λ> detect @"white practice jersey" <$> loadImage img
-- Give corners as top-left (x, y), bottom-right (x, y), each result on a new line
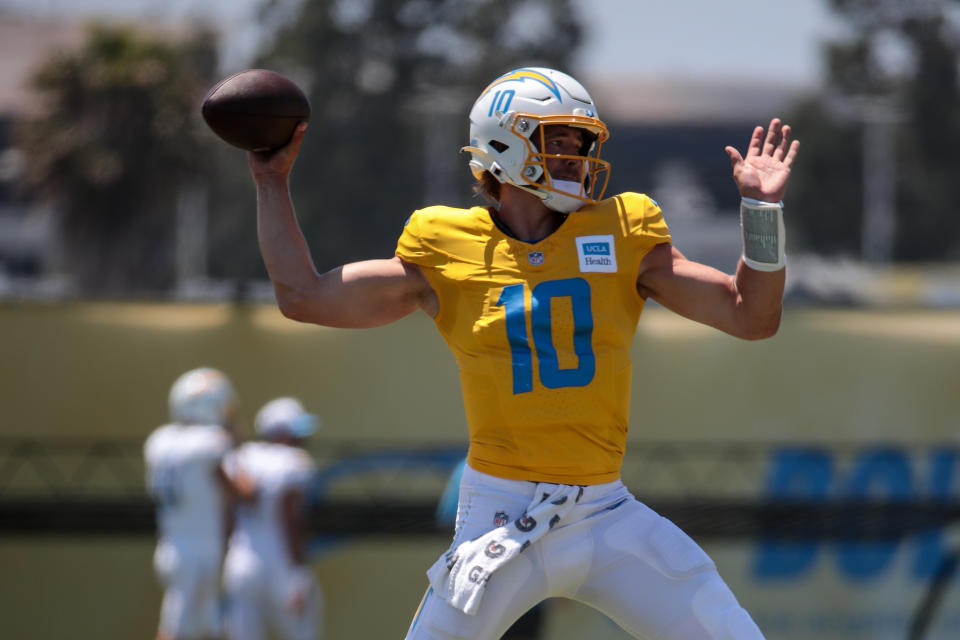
top-left (144, 423), bottom-right (232, 552)
top-left (224, 442), bottom-right (316, 563)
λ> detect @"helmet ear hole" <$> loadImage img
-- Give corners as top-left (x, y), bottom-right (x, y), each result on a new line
top-left (490, 140), bottom-right (509, 153)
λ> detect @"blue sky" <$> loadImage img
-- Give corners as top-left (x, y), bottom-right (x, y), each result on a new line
top-left (2, 0), bottom-right (846, 87)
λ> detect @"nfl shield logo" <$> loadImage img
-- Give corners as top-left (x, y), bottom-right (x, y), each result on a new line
top-left (494, 511), bottom-right (509, 527)
top-left (528, 251), bottom-right (545, 266)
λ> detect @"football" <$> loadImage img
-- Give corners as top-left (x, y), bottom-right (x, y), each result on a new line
top-left (201, 69), bottom-right (311, 152)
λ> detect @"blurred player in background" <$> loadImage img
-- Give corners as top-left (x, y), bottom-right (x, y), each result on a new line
top-left (248, 66), bottom-right (798, 640)
top-left (222, 396), bottom-right (322, 640)
top-left (145, 367), bottom-right (253, 640)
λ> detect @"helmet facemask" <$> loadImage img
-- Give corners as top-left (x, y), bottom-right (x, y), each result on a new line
top-left (517, 115), bottom-right (610, 213)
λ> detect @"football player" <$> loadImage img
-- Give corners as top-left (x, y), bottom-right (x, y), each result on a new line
top-left (144, 367), bottom-right (253, 640)
top-left (222, 397), bottom-right (321, 640)
top-left (248, 67), bottom-right (798, 640)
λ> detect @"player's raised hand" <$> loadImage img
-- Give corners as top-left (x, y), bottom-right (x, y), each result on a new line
top-left (725, 118), bottom-right (799, 202)
top-left (248, 122), bottom-right (308, 181)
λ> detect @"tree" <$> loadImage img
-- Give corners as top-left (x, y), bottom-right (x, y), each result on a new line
top-left (780, 98), bottom-right (863, 258)
top-left (785, 0), bottom-right (960, 261)
top-left (244, 0), bottom-right (584, 272)
top-left (17, 24), bottom-right (219, 294)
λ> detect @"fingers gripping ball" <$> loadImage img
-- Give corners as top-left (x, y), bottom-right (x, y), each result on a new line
top-left (201, 69), bottom-right (311, 152)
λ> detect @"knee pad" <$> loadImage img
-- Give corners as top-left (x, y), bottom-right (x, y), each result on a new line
top-left (647, 517), bottom-right (716, 578)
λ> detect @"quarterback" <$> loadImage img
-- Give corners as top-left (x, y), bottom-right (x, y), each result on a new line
top-left (249, 67), bottom-right (798, 640)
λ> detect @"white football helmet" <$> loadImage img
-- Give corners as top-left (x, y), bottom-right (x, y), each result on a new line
top-left (254, 397), bottom-right (319, 439)
top-left (168, 367), bottom-right (237, 426)
top-left (462, 67), bottom-right (610, 213)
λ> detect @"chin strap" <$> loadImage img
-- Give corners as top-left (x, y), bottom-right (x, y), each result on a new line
top-left (540, 179), bottom-right (588, 213)
top-left (740, 197), bottom-right (786, 271)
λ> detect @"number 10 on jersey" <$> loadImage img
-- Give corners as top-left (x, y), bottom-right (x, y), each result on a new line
top-left (496, 277), bottom-right (595, 394)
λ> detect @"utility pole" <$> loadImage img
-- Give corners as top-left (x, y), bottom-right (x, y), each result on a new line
top-left (828, 94), bottom-right (903, 263)
top-left (174, 182), bottom-right (208, 295)
top-left (859, 99), bottom-right (901, 263)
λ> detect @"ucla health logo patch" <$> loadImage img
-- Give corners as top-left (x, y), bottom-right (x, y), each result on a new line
top-left (576, 235), bottom-right (617, 273)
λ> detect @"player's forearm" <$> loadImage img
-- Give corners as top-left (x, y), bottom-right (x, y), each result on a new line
top-left (732, 260), bottom-right (785, 340)
top-left (728, 196), bottom-right (787, 339)
top-left (255, 174), bottom-right (326, 314)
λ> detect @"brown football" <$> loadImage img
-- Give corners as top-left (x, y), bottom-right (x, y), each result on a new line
top-left (201, 69), bottom-right (311, 152)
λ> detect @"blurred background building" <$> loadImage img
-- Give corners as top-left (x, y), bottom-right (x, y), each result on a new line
top-left (1, 0), bottom-right (958, 305)
top-left (1, 1), bottom-right (959, 640)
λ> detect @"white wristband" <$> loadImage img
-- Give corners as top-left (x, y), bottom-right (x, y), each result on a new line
top-left (740, 197), bottom-right (786, 271)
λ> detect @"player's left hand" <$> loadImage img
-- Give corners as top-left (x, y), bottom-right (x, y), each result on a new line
top-left (725, 118), bottom-right (799, 202)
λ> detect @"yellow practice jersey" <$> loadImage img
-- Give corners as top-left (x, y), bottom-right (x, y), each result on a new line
top-left (396, 192), bottom-right (670, 484)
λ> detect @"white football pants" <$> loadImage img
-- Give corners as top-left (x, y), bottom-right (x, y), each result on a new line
top-left (406, 464), bottom-right (765, 640)
top-left (153, 540), bottom-right (224, 639)
top-left (223, 547), bottom-right (323, 640)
